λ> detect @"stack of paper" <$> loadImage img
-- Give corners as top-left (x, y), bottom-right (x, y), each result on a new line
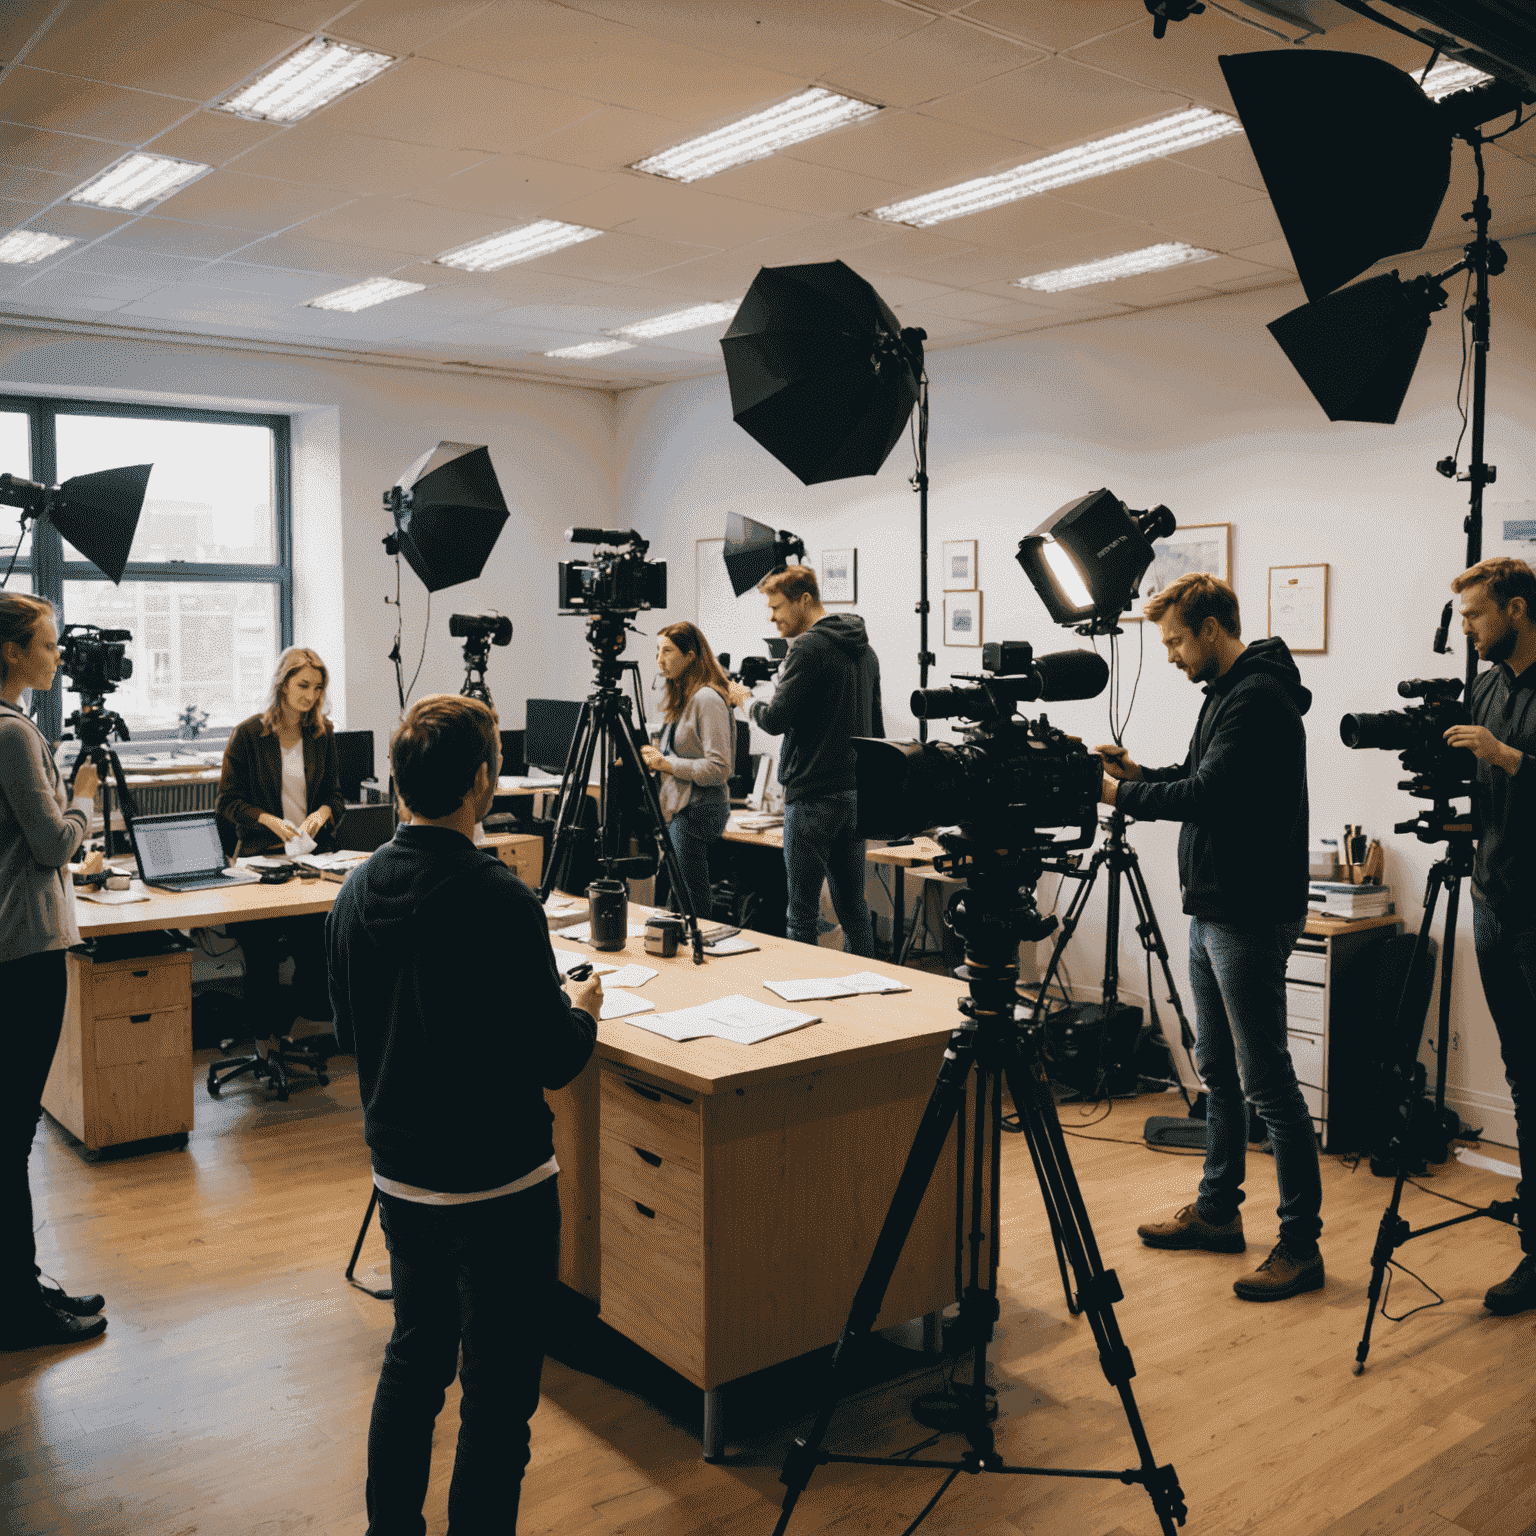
top-left (598, 989), bottom-right (654, 1021)
top-left (627, 994), bottom-right (817, 1045)
top-left (704, 935), bottom-right (759, 956)
top-left (1311, 880), bottom-right (1392, 918)
top-left (763, 971), bottom-right (913, 1002)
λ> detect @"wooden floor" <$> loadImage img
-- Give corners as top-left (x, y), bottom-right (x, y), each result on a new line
top-left (4, 1052), bottom-right (1534, 1536)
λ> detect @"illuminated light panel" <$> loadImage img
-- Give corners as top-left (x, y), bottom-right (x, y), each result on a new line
top-left (1014, 242), bottom-right (1219, 294)
top-left (0, 231), bottom-right (73, 264)
top-left (306, 277), bottom-right (427, 312)
top-left (1042, 540), bottom-right (1093, 611)
top-left (69, 153), bottom-right (211, 211)
top-left (609, 300), bottom-right (741, 340)
top-left (1420, 60), bottom-right (1494, 100)
top-left (437, 220), bottom-right (603, 272)
top-left (544, 340), bottom-right (637, 360)
top-left (217, 36), bottom-right (395, 123)
top-left (870, 108), bottom-right (1243, 227)
top-left (631, 88), bottom-right (881, 183)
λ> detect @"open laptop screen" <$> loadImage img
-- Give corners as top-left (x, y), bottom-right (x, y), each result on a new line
top-left (133, 812), bottom-right (228, 882)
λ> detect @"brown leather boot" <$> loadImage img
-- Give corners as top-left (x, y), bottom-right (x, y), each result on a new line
top-left (1136, 1203), bottom-right (1246, 1253)
top-left (1484, 1254), bottom-right (1536, 1316)
top-left (1233, 1241), bottom-right (1325, 1302)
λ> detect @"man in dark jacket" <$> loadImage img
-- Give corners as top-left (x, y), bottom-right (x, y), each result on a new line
top-left (1097, 572), bottom-right (1322, 1302)
top-left (327, 693), bottom-right (601, 1535)
top-left (726, 564), bottom-right (883, 956)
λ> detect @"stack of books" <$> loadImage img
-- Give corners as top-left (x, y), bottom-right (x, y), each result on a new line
top-left (1309, 880), bottom-right (1392, 919)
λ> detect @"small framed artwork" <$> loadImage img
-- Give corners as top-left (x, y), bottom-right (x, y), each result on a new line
top-left (1268, 563), bottom-right (1328, 653)
top-left (821, 547), bottom-right (857, 603)
top-left (1127, 522), bottom-right (1233, 621)
top-left (944, 592), bottom-right (983, 647)
top-left (942, 539), bottom-right (977, 590)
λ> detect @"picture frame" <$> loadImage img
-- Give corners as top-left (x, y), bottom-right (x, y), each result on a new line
top-left (1127, 522), bottom-right (1232, 621)
top-left (944, 592), bottom-right (982, 647)
top-left (820, 547), bottom-right (857, 603)
top-left (1490, 501), bottom-right (1536, 564)
top-left (941, 539), bottom-right (977, 591)
top-left (1268, 563), bottom-right (1328, 653)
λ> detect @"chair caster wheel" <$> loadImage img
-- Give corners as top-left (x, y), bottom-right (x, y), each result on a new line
top-left (206, 1070), bottom-right (221, 1098)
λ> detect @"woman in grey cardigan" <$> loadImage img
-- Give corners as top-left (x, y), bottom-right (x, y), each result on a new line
top-left (0, 593), bottom-right (108, 1349)
top-left (640, 622), bottom-right (734, 919)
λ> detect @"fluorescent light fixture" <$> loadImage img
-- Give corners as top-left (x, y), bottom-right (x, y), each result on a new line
top-left (307, 277), bottom-right (427, 312)
top-left (1014, 242), bottom-right (1218, 294)
top-left (632, 87), bottom-right (881, 183)
top-left (1420, 60), bottom-right (1494, 100)
top-left (437, 220), bottom-right (603, 273)
top-left (870, 108), bottom-right (1242, 227)
top-left (0, 231), bottom-right (74, 264)
top-left (217, 36), bottom-right (395, 123)
top-left (609, 300), bottom-right (741, 340)
top-left (544, 339), bottom-right (636, 360)
top-left (69, 152), bottom-right (211, 211)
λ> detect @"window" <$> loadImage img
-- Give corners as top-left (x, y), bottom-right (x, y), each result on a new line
top-left (0, 399), bottom-right (291, 742)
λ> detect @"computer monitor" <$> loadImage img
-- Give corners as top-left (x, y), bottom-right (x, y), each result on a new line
top-left (524, 699), bottom-right (582, 775)
top-left (335, 729), bottom-right (375, 801)
top-left (499, 729), bottom-right (526, 777)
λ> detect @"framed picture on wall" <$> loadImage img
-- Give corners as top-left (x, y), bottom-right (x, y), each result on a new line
top-left (942, 539), bottom-right (977, 590)
top-left (944, 592), bottom-right (982, 646)
top-left (1491, 501), bottom-right (1536, 564)
top-left (821, 547), bottom-right (857, 603)
top-left (1268, 563), bottom-right (1328, 653)
top-left (1127, 522), bottom-right (1232, 621)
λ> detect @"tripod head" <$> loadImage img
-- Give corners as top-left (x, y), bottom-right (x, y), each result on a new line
top-left (65, 697), bottom-right (131, 761)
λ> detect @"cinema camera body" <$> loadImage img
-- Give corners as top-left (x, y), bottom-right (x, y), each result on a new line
top-left (558, 527), bottom-right (667, 617)
top-left (59, 622), bottom-right (133, 701)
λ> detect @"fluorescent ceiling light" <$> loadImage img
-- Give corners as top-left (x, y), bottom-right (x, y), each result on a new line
top-left (70, 152), bottom-right (211, 211)
top-left (437, 220), bottom-right (603, 273)
top-left (0, 231), bottom-right (74, 265)
top-left (217, 36), bottom-right (395, 124)
top-left (632, 88), bottom-right (881, 183)
top-left (1420, 60), bottom-right (1494, 100)
top-left (1014, 242), bottom-right (1218, 294)
top-left (609, 300), bottom-right (741, 340)
top-left (544, 340), bottom-right (636, 360)
top-left (870, 108), bottom-right (1242, 227)
top-left (307, 277), bottom-right (427, 312)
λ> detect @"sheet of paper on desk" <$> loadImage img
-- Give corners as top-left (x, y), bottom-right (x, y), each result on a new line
top-left (598, 989), bottom-right (655, 1021)
top-left (840, 970), bottom-right (912, 994)
top-left (763, 972), bottom-right (910, 1002)
top-left (640, 994), bottom-right (818, 1045)
top-left (552, 948), bottom-right (588, 976)
top-left (76, 885), bottom-right (152, 905)
top-left (595, 962), bottom-right (658, 988)
top-left (704, 935), bottom-right (758, 956)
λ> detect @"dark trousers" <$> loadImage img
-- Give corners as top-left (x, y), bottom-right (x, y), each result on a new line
top-left (782, 789), bottom-right (875, 956)
top-left (1472, 899), bottom-right (1536, 1255)
top-left (236, 913), bottom-right (331, 1038)
top-left (0, 948), bottom-right (67, 1312)
top-left (368, 1177), bottom-right (561, 1536)
top-left (663, 796), bottom-right (730, 918)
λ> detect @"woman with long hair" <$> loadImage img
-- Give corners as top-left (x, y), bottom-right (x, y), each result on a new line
top-left (0, 592), bottom-right (109, 1347)
top-left (640, 621), bottom-right (735, 920)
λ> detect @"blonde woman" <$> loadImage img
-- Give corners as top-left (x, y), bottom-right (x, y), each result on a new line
top-left (0, 593), bottom-right (108, 1347)
top-left (640, 621), bottom-right (734, 918)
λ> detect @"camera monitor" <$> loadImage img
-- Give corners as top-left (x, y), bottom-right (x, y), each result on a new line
top-left (335, 729), bottom-right (375, 801)
top-left (524, 698), bottom-right (582, 775)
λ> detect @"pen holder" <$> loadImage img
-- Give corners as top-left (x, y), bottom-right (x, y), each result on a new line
top-left (643, 914), bottom-right (683, 959)
top-left (587, 879), bottom-right (628, 951)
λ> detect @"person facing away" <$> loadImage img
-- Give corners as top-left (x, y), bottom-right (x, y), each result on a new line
top-left (325, 692), bottom-right (602, 1536)
top-left (1097, 570), bottom-right (1322, 1303)
top-left (639, 620), bottom-right (734, 920)
top-left (725, 562), bottom-right (883, 957)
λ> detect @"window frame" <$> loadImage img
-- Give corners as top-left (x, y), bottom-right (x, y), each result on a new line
top-left (0, 395), bottom-right (293, 742)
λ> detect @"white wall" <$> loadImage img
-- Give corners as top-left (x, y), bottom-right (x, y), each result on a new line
top-left (618, 233), bottom-right (1536, 1149)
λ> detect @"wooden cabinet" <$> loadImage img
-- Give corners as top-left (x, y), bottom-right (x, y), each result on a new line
top-left (484, 831), bottom-right (542, 888)
top-left (42, 949), bottom-right (194, 1152)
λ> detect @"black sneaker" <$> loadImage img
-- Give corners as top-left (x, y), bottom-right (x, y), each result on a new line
top-left (39, 1282), bottom-right (106, 1316)
top-left (0, 1303), bottom-right (107, 1350)
top-left (1484, 1254), bottom-right (1536, 1316)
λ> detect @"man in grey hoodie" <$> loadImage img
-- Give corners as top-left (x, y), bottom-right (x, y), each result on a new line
top-left (727, 564), bottom-right (883, 956)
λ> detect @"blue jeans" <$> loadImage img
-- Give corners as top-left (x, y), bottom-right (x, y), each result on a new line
top-left (665, 795), bottom-right (730, 919)
top-left (367, 1177), bottom-right (560, 1535)
top-left (1188, 917), bottom-right (1322, 1250)
top-left (783, 789), bottom-right (875, 957)
top-left (1472, 900), bottom-right (1536, 1255)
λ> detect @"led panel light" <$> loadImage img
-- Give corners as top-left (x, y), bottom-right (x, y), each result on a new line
top-left (307, 277), bottom-right (427, 312)
top-left (544, 340), bottom-right (636, 360)
top-left (217, 36), bottom-right (395, 124)
top-left (70, 152), bottom-right (211, 211)
top-left (0, 231), bottom-right (74, 264)
top-left (631, 88), bottom-right (881, 183)
top-left (1420, 60), bottom-right (1494, 100)
top-left (870, 108), bottom-right (1242, 227)
top-left (609, 300), bottom-right (741, 340)
top-left (1014, 242), bottom-right (1219, 294)
top-left (437, 220), bottom-right (603, 273)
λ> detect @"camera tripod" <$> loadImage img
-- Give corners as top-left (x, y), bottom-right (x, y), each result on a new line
top-left (773, 839), bottom-right (1185, 1536)
top-left (1353, 826), bottom-right (1517, 1373)
top-left (538, 609), bottom-right (705, 964)
top-left (64, 696), bottom-right (140, 861)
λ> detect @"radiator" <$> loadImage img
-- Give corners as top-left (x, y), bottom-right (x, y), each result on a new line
top-left (103, 780), bottom-right (221, 820)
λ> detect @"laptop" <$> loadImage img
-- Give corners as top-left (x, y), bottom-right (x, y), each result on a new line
top-left (130, 810), bottom-right (259, 893)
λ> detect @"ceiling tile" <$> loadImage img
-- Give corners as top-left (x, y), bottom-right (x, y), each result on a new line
top-left (58, 244), bottom-right (207, 283)
top-left (6, 274), bottom-right (165, 310)
top-left (221, 124), bottom-right (491, 196)
top-left (293, 196), bottom-right (526, 259)
top-left (143, 110), bottom-right (290, 168)
top-left (1232, 237), bottom-right (1296, 271)
top-left (1169, 131), bottom-right (1266, 193)
top-left (117, 286), bottom-right (305, 327)
top-left (631, 245), bottom-right (809, 297)
top-left (1046, 158), bottom-right (1240, 224)
top-left (152, 170), bottom-right (355, 231)
top-left (196, 1), bottom-right (344, 27)
top-left (926, 191), bottom-right (1142, 255)
top-left (826, 18), bottom-right (1042, 108)
top-left (787, 112), bottom-right (1032, 187)
top-left (0, 3), bottom-right (67, 59)
top-left (954, 1), bottom-right (1146, 53)
top-left (888, 310), bottom-right (983, 342)
top-left (232, 230), bottom-right (421, 277)
top-left (0, 163), bottom-right (78, 204)
top-left (854, 271), bottom-right (955, 305)
top-left (0, 66), bottom-right (195, 142)
top-left (106, 216), bottom-right (269, 259)
top-left (324, 0), bottom-right (501, 55)
top-left (33, 203), bottom-right (133, 238)
top-left (515, 106), bottom-right (684, 174)
top-left (1160, 194), bottom-right (1281, 254)
top-left (853, 224), bottom-right (980, 274)
top-left (520, 229), bottom-right (721, 282)
top-left (549, 178), bottom-right (819, 247)
top-left (1065, 10), bottom-right (1259, 113)
top-left (22, 1), bottom-right (307, 100)
top-left (194, 261), bottom-right (361, 298)
top-left (652, 155), bottom-right (909, 220)
top-left (409, 154), bottom-right (619, 219)
top-left (388, 266), bottom-right (610, 304)
top-left (0, 125), bottom-right (121, 179)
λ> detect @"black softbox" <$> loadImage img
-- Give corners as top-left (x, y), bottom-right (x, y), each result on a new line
top-left (389, 442), bottom-right (508, 592)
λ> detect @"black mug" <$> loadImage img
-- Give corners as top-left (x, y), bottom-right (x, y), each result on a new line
top-left (587, 878), bottom-right (628, 951)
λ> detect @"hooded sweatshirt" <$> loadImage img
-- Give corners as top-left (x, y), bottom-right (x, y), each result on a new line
top-left (325, 824), bottom-right (596, 1193)
top-left (749, 613), bottom-right (884, 803)
top-left (1115, 635), bottom-right (1312, 924)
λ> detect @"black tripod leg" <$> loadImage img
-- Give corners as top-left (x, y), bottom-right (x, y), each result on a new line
top-left (538, 702), bottom-right (601, 901)
top-left (1353, 1167), bottom-right (1411, 1375)
top-left (1121, 849), bottom-right (1197, 1109)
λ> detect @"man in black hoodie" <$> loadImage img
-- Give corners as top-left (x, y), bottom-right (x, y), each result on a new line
top-left (1097, 572), bottom-right (1322, 1303)
top-left (326, 693), bottom-right (600, 1535)
top-left (726, 564), bottom-right (883, 956)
